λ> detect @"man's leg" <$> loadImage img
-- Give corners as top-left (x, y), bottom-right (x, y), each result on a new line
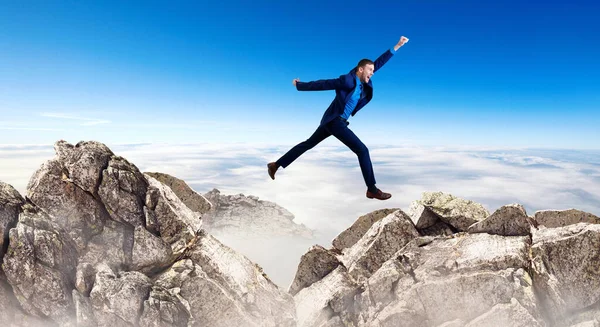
top-left (268, 125), bottom-right (331, 179)
top-left (325, 118), bottom-right (391, 200)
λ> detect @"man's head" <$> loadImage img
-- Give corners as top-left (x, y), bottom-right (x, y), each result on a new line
top-left (356, 59), bottom-right (375, 83)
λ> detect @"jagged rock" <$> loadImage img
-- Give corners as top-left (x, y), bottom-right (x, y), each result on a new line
top-left (332, 208), bottom-right (399, 251)
top-left (138, 287), bottom-right (190, 327)
top-left (468, 204), bottom-right (532, 236)
top-left (348, 233), bottom-right (542, 327)
top-left (294, 218), bottom-right (545, 326)
top-left (145, 174), bottom-right (201, 255)
top-left (98, 156), bottom-right (148, 227)
top-left (0, 182), bottom-right (23, 262)
top-left (3, 140), bottom-right (292, 326)
top-left (73, 219), bottom-right (139, 296)
top-left (73, 290), bottom-right (96, 327)
top-left (202, 188), bottom-right (313, 238)
top-left (26, 158), bottom-right (109, 252)
top-left (408, 201), bottom-right (440, 229)
top-left (79, 219), bottom-right (131, 272)
top-left (131, 225), bottom-right (174, 273)
top-left (533, 209), bottom-right (600, 228)
top-left (89, 265), bottom-right (153, 327)
top-left (294, 266), bottom-right (360, 327)
top-left (419, 220), bottom-right (454, 237)
top-left (145, 172), bottom-right (212, 214)
top-left (153, 246), bottom-right (296, 327)
top-left (2, 205), bottom-right (79, 325)
top-left (464, 298), bottom-right (542, 327)
top-left (531, 223), bottom-right (600, 323)
top-left (418, 191), bottom-right (489, 231)
top-left (54, 140), bottom-right (114, 194)
top-left (288, 245), bottom-right (341, 295)
top-left (154, 259), bottom-right (254, 327)
top-left (75, 262), bottom-right (96, 296)
top-left (183, 232), bottom-right (296, 327)
top-left (341, 210), bottom-right (420, 280)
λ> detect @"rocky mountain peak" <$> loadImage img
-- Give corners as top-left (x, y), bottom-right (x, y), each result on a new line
top-left (0, 140), bottom-right (295, 327)
top-left (289, 191), bottom-right (600, 327)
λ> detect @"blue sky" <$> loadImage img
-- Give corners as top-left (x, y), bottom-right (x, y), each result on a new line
top-left (0, 0), bottom-right (598, 148)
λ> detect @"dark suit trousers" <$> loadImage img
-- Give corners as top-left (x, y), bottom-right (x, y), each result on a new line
top-left (276, 117), bottom-right (376, 188)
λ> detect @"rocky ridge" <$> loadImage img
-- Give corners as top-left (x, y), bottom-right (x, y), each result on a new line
top-left (290, 191), bottom-right (600, 327)
top-left (1, 140), bottom-right (600, 327)
top-left (0, 141), bottom-right (295, 327)
top-left (144, 172), bottom-right (212, 215)
top-left (201, 188), bottom-right (313, 238)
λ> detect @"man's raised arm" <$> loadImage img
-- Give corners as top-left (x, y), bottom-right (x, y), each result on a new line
top-left (373, 36), bottom-right (409, 73)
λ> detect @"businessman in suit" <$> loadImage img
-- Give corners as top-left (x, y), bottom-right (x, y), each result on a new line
top-left (268, 36), bottom-right (409, 200)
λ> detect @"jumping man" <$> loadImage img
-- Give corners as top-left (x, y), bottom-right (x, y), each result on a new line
top-left (267, 36), bottom-right (410, 200)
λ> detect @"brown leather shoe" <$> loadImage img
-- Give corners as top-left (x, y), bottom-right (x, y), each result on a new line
top-left (366, 188), bottom-right (392, 200)
top-left (267, 162), bottom-right (279, 180)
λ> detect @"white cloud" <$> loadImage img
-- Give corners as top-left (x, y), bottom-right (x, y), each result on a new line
top-left (0, 127), bottom-right (65, 131)
top-left (1, 142), bottom-right (599, 287)
top-left (41, 112), bottom-right (111, 126)
top-left (81, 120), bottom-right (111, 126)
top-left (102, 143), bottom-right (600, 247)
top-left (4, 142), bottom-right (599, 230)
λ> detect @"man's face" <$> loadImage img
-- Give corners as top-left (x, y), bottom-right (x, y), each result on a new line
top-left (358, 64), bottom-right (375, 83)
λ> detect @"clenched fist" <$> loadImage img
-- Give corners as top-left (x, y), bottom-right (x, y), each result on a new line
top-left (398, 36), bottom-right (409, 46)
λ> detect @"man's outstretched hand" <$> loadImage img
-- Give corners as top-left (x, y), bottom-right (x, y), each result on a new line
top-left (394, 36), bottom-right (409, 51)
top-left (292, 78), bottom-right (300, 86)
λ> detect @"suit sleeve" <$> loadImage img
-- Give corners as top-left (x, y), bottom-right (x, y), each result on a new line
top-left (373, 49), bottom-right (395, 73)
top-left (296, 76), bottom-right (345, 91)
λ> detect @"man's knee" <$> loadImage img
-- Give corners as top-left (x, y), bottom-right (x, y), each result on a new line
top-left (353, 143), bottom-right (369, 156)
top-left (301, 138), bottom-right (318, 149)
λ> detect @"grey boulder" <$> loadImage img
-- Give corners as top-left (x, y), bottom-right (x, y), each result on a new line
top-left (468, 204), bottom-right (533, 236)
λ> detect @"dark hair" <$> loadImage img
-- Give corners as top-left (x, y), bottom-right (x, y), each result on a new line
top-left (356, 58), bottom-right (374, 70)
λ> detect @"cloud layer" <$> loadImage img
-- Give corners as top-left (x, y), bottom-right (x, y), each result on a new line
top-left (2, 142), bottom-right (599, 287)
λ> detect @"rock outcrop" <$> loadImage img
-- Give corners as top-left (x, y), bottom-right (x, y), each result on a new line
top-left (292, 192), bottom-right (600, 327)
top-left (533, 209), bottom-right (600, 228)
top-left (531, 223), bottom-right (600, 324)
top-left (0, 182), bottom-right (23, 266)
top-left (468, 203), bottom-right (533, 236)
top-left (332, 208), bottom-right (400, 251)
top-left (340, 210), bottom-right (420, 280)
top-left (0, 140), bottom-right (295, 327)
top-left (409, 191), bottom-right (490, 231)
top-left (288, 245), bottom-right (342, 296)
top-left (145, 177), bottom-right (316, 290)
top-left (144, 172), bottom-right (212, 215)
top-left (202, 188), bottom-right (313, 238)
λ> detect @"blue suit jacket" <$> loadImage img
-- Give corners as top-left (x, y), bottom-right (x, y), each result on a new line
top-left (295, 49), bottom-right (394, 126)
